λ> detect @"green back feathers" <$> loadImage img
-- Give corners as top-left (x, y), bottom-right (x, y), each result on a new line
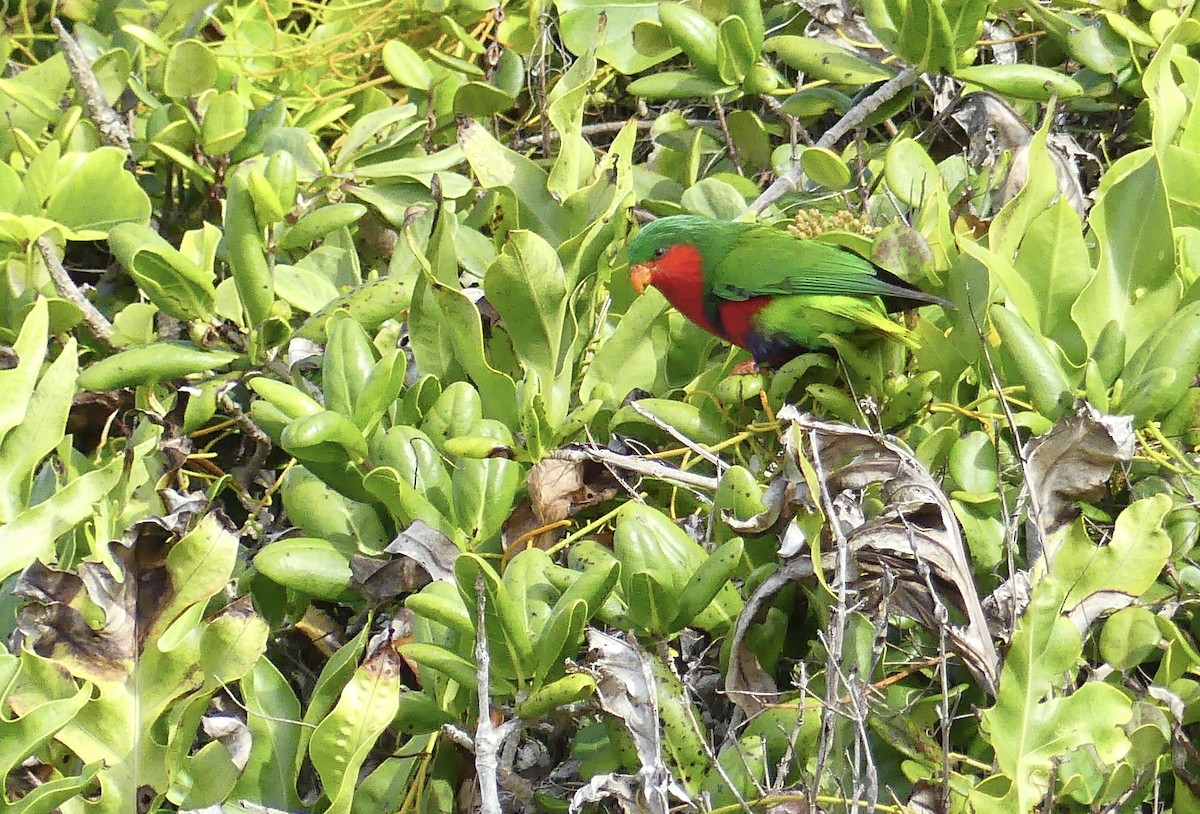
top-left (630, 214), bottom-right (946, 306)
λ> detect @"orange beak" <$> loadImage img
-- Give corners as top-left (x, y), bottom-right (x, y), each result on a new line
top-left (630, 263), bottom-right (654, 294)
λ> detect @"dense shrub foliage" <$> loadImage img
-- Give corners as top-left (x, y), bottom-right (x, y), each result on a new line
top-left (4, 0), bottom-right (1200, 811)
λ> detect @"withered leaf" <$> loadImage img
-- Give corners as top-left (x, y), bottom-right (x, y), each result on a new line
top-left (725, 558), bottom-right (815, 716)
top-left (781, 408), bottom-right (999, 695)
top-left (572, 630), bottom-right (678, 814)
top-left (1025, 401), bottom-right (1134, 540)
top-left (508, 458), bottom-right (621, 551)
top-left (350, 554), bottom-right (429, 602)
top-left (383, 520), bottom-right (460, 582)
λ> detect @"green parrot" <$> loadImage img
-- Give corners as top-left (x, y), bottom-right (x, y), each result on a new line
top-left (627, 215), bottom-right (952, 367)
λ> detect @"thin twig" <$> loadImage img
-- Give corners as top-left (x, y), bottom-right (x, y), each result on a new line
top-left (35, 237), bottom-right (117, 350)
top-left (552, 446), bottom-right (721, 491)
top-left (473, 572), bottom-right (519, 814)
top-left (965, 285), bottom-right (1049, 560)
top-left (808, 426), bottom-right (857, 811)
top-left (513, 118), bottom-right (721, 147)
top-left (629, 400), bottom-right (727, 471)
top-left (713, 97), bottom-right (744, 176)
top-left (441, 722), bottom-right (476, 752)
top-left (745, 65), bottom-right (919, 216)
top-left (52, 19), bottom-right (132, 156)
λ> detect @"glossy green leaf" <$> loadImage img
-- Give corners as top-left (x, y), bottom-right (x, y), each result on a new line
top-left (163, 39), bottom-right (218, 98)
top-left (455, 553), bottom-right (534, 684)
top-left (764, 35), bottom-right (893, 84)
top-left (109, 223), bottom-right (216, 320)
top-left (382, 39), bottom-right (433, 90)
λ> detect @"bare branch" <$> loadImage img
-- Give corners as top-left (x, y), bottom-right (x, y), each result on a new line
top-left (35, 237), bottom-right (117, 351)
top-left (746, 66), bottom-right (919, 217)
top-left (473, 572), bottom-right (519, 814)
top-left (52, 19), bottom-right (133, 156)
top-left (553, 446), bottom-right (721, 491)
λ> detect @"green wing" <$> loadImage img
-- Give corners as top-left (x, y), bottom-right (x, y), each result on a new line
top-left (706, 225), bottom-right (943, 306)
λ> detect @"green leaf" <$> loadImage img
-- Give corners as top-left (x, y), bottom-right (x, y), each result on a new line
top-left (626, 71), bottom-right (731, 100)
top-left (988, 118), bottom-right (1061, 264)
top-left (532, 598), bottom-right (590, 683)
top-left (232, 658), bottom-right (304, 810)
top-left (421, 382), bottom-right (483, 455)
top-left (1055, 495), bottom-right (1172, 616)
top-left (163, 39), bottom-right (218, 98)
top-left (421, 277), bottom-right (520, 428)
top-left (515, 673), bottom-right (597, 718)
top-left (109, 222), bottom-right (217, 321)
top-left (801, 146), bottom-right (851, 189)
top-left (382, 40), bottom-right (433, 90)
top-left (546, 46), bottom-right (598, 199)
top-left (717, 16), bottom-right (756, 84)
top-left (885, 137), bottom-right (941, 208)
top-left (254, 538), bottom-right (356, 601)
top-left (352, 349), bottom-right (407, 435)
top-left (0, 337), bottom-right (78, 525)
top-left (309, 643), bottom-right (403, 814)
top-left (671, 537), bottom-right (744, 630)
top-left (454, 552), bottom-right (534, 685)
top-left (974, 570), bottom-right (1133, 811)
top-left (453, 81), bottom-right (518, 117)
top-left (653, 651), bottom-right (714, 792)
top-left (1100, 607), bottom-right (1164, 669)
top-left (764, 35), bottom-right (894, 84)
top-left (0, 299), bottom-right (49, 452)
top-left (44, 147), bottom-right (152, 237)
top-left (897, 0), bottom-right (959, 72)
top-left (1011, 198), bottom-right (1092, 357)
top-left (200, 90), bottom-right (248, 154)
top-left (0, 654), bottom-right (91, 782)
top-left (556, 0), bottom-right (676, 74)
top-left (484, 230), bottom-right (569, 385)
top-left (680, 177), bottom-right (746, 219)
top-left (323, 316), bottom-right (378, 418)
top-left (954, 63), bottom-right (1085, 100)
top-left (989, 304), bottom-right (1074, 419)
top-left (281, 411), bottom-right (370, 464)
top-left (625, 570), bottom-right (676, 633)
top-left (450, 420), bottom-right (522, 546)
top-left (371, 425), bottom-right (455, 525)
top-left (458, 118), bottom-right (568, 245)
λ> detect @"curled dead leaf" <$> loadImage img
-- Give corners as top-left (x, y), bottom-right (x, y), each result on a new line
top-left (505, 458), bottom-right (621, 553)
top-left (727, 408), bottom-right (1000, 715)
top-left (1025, 401), bottom-right (1135, 542)
top-left (947, 92), bottom-right (1090, 218)
top-left (383, 519), bottom-right (460, 583)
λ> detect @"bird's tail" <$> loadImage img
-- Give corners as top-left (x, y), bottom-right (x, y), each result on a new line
top-left (824, 301), bottom-right (922, 349)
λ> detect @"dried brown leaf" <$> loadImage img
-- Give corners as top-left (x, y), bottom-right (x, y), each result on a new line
top-left (725, 559), bottom-right (815, 715)
top-left (383, 519), bottom-right (460, 582)
top-left (1025, 401), bottom-right (1134, 537)
top-left (785, 408), bottom-right (999, 694)
top-left (350, 554), bottom-right (429, 602)
top-left (574, 630), bottom-right (676, 814)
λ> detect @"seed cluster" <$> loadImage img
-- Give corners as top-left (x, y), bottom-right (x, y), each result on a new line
top-left (787, 208), bottom-right (881, 240)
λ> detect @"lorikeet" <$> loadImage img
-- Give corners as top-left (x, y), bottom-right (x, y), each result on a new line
top-left (628, 215), bottom-right (952, 368)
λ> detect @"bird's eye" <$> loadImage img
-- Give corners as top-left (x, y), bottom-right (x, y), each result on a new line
top-left (651, 246), bottom-right (668, 260)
